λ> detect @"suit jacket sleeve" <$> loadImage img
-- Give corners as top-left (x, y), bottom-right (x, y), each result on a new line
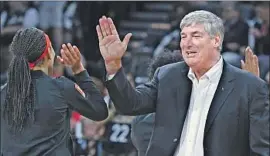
top-left (62, 70), bottom-right (108, 121)
top-left (249, 81), bottom-right (269, 156)
top-left (105, 67), bottom-right (159, 115)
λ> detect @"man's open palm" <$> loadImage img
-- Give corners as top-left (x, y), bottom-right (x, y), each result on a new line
top-left (241, 47), bottom-right (260, 77)
top-left (96, 16), bottom-right (132, 63)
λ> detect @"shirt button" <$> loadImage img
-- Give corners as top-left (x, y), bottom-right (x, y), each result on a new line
top-left (173, 138), bottom-right (178, 142)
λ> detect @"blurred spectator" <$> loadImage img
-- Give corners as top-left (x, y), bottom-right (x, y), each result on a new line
top-left (1, 1), bottom-right (38, 85)
top-left (0, 46), bottom-right (12, 86)
top-left (101, 74), bottom-right (137, 156)
top-left (251, 2), bottom-right (269, 78)
top-left (152, 3), bottom-right (187, 57)
top-left (188, 1), bottom-right (221, 16)
top-left (265, 71), bottom-right (270, 85)
top-left (149, 3), bottom-right (188, 57)
top-left (38, 2), bottom-right (66, 54)
top-left (153, 29), bottom-right (180, 57)
top-left (252, 2), bottom-right (270, 55)
top-left (0, 1), bottom-right (5, 11)
top-left (73, 76), bottom-right (107, 156)
top-left (222, 3), bottom-right (249, 54)
top-left (1, 2), bottom-right (39, 46)
top-left (220, 3), bottom-right (250, 68)
top-left (63, 2), bottom-right (78, 43)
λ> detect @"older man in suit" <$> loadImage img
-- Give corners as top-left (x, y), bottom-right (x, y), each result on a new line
top-left (131, 47), bottom-right (261, 156)
top-left (95, 10), bottom-right (269, 156)
top-left (131, 51), bottom-right (183, 156)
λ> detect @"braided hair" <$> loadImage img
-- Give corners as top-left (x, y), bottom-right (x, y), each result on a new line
top-left (4, 27), bottom-right (47, 133)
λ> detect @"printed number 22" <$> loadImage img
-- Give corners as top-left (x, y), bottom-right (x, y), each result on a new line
top-left (110, 124), bottom-right (130, 143)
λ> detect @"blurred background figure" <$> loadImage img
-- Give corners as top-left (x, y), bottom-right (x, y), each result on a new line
top-left (221, 2), bottom-right (250, 68)
top-left (1, 1), bottom-right (39, 86)
top-left (1, 2), bottom-right (39, 46)
top-left (38, 1), bottom-right (65, 55)
top-left (251, 2), bottom-right (270, 78)
top-left (1, 1), bottom-right (269, 155)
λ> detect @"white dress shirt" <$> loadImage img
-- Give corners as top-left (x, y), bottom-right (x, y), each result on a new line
top-left (174, 57), bottom-right (223, 156)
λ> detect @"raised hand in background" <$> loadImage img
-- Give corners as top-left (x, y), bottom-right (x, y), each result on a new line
top-left (241, 46), bottom-right (260, 77)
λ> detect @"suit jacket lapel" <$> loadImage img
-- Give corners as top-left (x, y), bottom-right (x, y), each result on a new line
top-left (179, 63), bottom-right (192, 113)
top-left (174, 63), bottom-right (192, 131)
top-left (204, 61), bottom-right (236, 135)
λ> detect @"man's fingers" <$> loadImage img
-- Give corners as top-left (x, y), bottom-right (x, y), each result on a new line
top-left (96, 25), bottom-right (103, 42)
top-left (103, 16), bottom-right (112, 35)
top-left (108, 17), bottom-right (119, 36)
top-left (99, 17), bottom-right (107, 37)
top-left (122, 33), bottom-right (132, 48)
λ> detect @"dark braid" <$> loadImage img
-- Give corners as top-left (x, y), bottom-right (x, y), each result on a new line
top-left (4, 27), bottom-right (46, 133)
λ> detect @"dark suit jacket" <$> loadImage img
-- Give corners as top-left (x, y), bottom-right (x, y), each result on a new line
top-left (106, 61), bottom-right (269, 156)
top-left (131, 113), bottom-right (155, 156)
top-left (1, 70), bottom-right (108, 156)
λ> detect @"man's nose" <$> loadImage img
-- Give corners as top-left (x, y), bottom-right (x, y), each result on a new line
top-left (185, 37), bottom-right (193, 47)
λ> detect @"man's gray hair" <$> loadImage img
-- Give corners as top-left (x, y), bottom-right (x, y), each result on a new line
top-left (180, 10), bottom-right (224, 51)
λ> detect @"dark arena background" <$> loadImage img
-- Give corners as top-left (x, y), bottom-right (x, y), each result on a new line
top-left (0, 1), bottom-right (269, 156)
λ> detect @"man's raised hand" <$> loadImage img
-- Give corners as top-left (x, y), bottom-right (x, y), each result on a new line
top-left (96, 16), bottom-right (132, 75)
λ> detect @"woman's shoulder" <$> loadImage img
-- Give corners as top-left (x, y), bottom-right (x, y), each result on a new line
top-left (52, 76), bottom-right (75, 90)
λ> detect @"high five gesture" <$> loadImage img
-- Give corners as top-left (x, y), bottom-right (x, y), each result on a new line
top-left (96, 16), bottom-right (132, 75)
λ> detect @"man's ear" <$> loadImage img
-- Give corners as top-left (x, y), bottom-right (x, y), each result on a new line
top-left (213, 34), bottom-right (221, 49)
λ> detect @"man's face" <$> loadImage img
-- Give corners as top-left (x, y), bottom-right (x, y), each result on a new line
top-left (180, 23), bottom-right (220, 70)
